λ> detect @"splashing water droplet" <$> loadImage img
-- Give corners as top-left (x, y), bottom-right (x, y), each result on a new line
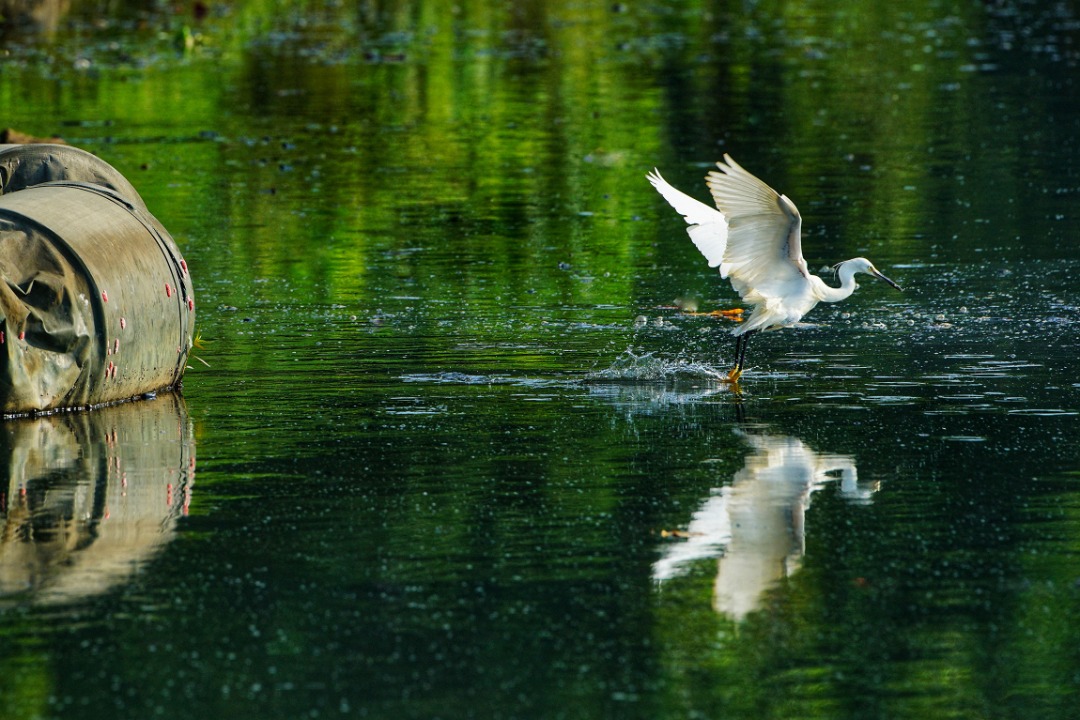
top-left (587, 349), bottom-right (726, 382)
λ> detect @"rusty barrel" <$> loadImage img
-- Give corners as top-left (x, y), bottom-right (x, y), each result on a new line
top-left (0, 145), bottom-right (194, 414)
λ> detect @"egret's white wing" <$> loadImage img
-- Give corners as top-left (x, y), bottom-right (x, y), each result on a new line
top-left (647, 169), bottom-right (728, 268)
top-left (705, 155), bottom-right (810, 305)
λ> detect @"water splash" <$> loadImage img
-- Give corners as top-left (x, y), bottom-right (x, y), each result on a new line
top-left (585, 349), bottom-right (727, 382)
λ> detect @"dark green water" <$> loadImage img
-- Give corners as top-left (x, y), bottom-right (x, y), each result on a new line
top-left (2, 1), bottom-right (1079, 718)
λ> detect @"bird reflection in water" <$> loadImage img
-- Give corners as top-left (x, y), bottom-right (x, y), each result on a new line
top-left (0, 394), bottom-right (194, 605)
top-left (654, 430), bottom-right (877, 620)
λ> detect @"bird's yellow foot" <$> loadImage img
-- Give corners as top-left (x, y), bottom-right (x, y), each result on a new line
top-left (727, 367), bottom-right (743, 383)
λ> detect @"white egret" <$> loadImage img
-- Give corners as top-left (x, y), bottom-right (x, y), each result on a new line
top-left (647, 155), bottom-right (902, 382)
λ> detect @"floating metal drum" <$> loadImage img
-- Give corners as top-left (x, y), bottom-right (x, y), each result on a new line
top-left (0, 145), bottom-right (194, 414)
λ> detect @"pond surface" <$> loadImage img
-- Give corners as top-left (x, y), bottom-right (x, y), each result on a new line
top-left (2, 1), bottom-right (1080, 718)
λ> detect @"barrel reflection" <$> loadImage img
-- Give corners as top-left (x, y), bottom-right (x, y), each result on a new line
top-left (0, 394), bottom-right (194, 604)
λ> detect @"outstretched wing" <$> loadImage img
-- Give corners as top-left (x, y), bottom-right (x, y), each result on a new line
top-left (704, 154), bottom-right (810, 306)
top-left (646, 169), bottom-right (728, 268)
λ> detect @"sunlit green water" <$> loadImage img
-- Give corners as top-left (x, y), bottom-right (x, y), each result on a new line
top-left (1, 1), bottom-right (1079, 718)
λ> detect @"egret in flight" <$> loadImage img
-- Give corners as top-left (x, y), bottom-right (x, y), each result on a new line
top-left (647, 155), bottom-right (902, 382)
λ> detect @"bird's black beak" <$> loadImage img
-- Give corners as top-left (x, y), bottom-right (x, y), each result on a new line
top-left (870, 267), bottom-right (903, 292)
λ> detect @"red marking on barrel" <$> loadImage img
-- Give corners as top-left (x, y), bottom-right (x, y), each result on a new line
top-left (188, 298), bottom-right (194, 312)
top-left (180, 259), bottom-right (188, 274)
top-left (114, 338), bottom-right (120, 354)
top-left (18, 331), bottom-right (24, 341)
top-left (120, 317), bottom-right (127, 330)
top-left (1, 332), bottom-right (4, 344)
top-left (165, 283), bottom-right (173, 297)
top-left (102, 290), bottom-right (108, 303)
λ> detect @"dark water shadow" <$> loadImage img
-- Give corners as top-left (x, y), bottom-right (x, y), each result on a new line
top-left (0, 0), bottom-right (70, 36)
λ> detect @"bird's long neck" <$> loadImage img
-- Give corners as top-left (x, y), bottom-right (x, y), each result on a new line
top-left (816, 264), bottom-right (858, 303)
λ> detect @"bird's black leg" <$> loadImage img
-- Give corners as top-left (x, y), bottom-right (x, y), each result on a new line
top-left (737, 330), bottom-right (755, 369)
top-left (729, 330), bottom-right (756, 383)
top-left (729, 334), bottom-right (744, 382)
